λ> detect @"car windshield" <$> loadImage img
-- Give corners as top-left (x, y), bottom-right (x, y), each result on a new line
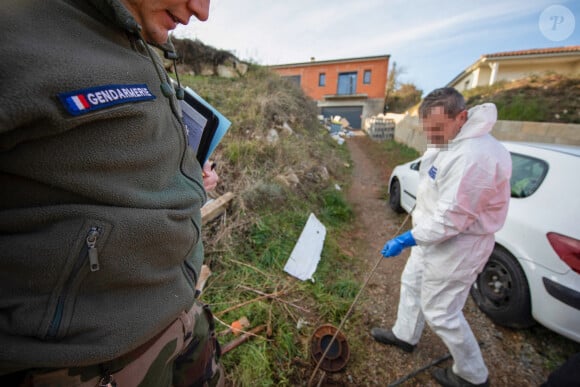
top-left (510, 152), bottom-right (549, 198)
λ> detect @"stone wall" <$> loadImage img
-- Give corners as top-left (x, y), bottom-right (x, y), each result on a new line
top-left (392, 115), bottom-right (580, 153)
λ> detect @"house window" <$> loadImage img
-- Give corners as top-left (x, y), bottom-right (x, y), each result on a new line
top-left (319, 73), bottom-right (326, 86)
top-left (363, 70), bottom-right (372, 84)
top-left (337, 72), bottom-right (357, 95)
top-left (282, 75), bottom-right (301, 87)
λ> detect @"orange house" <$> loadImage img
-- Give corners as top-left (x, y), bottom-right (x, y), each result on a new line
top-left (269, 55), bottom-right (390, 129)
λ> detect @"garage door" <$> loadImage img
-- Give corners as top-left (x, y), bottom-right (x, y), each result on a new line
top-left (320, 106), bottom-right (363, 130)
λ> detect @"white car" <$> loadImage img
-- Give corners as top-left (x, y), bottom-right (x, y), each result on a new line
top-left (387, 141), bottom-right (580, 343)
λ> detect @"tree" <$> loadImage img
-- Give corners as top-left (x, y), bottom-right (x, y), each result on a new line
top-left (388, 83), bottom-right (423, 113)
top-left (384, 61), bottom-right (403, 113)
top-left (384, 62), bottom-right (423, 113)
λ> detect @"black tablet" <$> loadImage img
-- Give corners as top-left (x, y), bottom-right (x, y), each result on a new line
top-left (179, 89), bottom-right (219, 165)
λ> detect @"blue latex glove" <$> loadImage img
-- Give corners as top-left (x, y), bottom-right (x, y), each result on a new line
top-left (381, 231), bottom-right (417, 258)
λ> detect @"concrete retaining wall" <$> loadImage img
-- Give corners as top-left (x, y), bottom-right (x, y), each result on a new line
top-left (392, 115), bottom-right (580, 153)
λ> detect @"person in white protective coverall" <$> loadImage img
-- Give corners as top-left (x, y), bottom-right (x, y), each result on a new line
top-left (370, 87), bottom-right (512, 387)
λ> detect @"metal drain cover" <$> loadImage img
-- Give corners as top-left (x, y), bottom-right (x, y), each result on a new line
top-left (310, 324), bottom-right (350, 372)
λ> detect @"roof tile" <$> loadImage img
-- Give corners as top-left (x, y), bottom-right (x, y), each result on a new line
top-left (483, 45), bottom-right (580, 58)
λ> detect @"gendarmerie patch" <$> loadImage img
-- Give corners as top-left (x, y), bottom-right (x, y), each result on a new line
top-left (58, 84), bottom-right (156, 116)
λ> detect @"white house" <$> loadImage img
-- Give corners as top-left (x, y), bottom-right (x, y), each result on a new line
top-left (447, 45), bottom-right (580, 92)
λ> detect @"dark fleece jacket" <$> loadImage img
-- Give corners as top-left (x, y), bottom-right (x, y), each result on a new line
top-left (0, 0), bottom-right (207, 374)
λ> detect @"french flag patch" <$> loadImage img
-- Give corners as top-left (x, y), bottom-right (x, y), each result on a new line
top-left (58, 84), bottom-right (156, 116)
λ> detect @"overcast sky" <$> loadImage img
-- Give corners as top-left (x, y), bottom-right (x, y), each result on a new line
top-left (174, 0), bottom-right (579, 95)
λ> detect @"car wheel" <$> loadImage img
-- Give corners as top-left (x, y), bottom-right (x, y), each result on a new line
top-left (470, 247), bottom-right (535, 328)
top-left (389, 179), bottom-right (405, 214)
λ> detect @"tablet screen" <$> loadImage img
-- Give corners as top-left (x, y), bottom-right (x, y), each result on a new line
top-left (179, 90), bottom-right (218, 164)
top-left (180, 99), bottom-right (208, 155)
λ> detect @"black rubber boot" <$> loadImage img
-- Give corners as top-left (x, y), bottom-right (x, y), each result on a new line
top-left (370, 327), bottom-right (415, 353)
top-left (432, 367), bottom-right (489, 387)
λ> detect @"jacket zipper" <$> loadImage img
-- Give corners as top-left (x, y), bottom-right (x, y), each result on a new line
top-left (86, 227), bottom-right (101, 272)
top-left (46, 226), bottom-right (102, 339)
top-left (135, 35), bottom-right (206, 197)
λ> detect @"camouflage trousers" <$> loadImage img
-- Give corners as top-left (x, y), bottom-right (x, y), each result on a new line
top-left (3, 300), bottom-right (224, 387)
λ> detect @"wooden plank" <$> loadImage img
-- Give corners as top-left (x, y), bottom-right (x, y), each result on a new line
top-left (201, 192), bottom-right (235, 224)
top-left (221, 325), bottom-right (267, 355)
top-left (195, 264), bottom-right (212, 296)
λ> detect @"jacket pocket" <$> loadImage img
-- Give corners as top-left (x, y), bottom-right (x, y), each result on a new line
top-left (42, 219), bottom-right (112, 340)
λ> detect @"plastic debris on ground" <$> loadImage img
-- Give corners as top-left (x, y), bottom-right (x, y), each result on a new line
top-left (283, 213), bottom-right (327, 282)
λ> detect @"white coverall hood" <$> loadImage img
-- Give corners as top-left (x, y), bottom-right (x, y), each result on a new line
top-left (391, 103), bottom-right (512, 384)
top-left (453, 103), bottom-right (498, 142)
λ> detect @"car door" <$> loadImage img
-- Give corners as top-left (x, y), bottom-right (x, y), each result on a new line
top-left (401, 160), bottom-right (421, 212)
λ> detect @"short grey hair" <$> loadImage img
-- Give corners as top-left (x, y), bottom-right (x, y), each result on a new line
top-left (419, 87), bottom-right (466, 118)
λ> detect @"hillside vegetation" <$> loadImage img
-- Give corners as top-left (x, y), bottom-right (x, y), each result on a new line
top-left (464, 73), bottom-right (580, 123)
top-left (180, 66), bottom-right (358, 385)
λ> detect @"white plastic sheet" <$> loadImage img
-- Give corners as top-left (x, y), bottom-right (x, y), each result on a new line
top-left (283, 213), bottom-right (326, 281)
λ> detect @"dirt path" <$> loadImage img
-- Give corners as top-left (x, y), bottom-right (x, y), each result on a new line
top-left (322, 135), bottom-right (579, 386)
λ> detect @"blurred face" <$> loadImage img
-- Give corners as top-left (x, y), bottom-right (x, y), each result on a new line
top-left (421, 106), bottom-right (467, 146)
top-left (121, 0), bottom-right (210, 44)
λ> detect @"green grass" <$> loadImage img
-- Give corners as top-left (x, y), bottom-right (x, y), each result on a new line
top-left (318, 188), bottom-right (354, 227)
top-left (206, 215), bottom-right (353, 384)
top-left (378, 139), bottom-right (420, 161)
top-left (496, 94), bottom-right (548, 122)
top-left (201, 167), bottom-right (361, 384)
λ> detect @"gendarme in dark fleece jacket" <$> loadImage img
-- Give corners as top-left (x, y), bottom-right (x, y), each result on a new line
top-left (0, 0), bottom-right (207, 374)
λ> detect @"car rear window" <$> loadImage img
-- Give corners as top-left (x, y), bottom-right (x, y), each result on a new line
top-left (510, 152), bottom-right (549, 198)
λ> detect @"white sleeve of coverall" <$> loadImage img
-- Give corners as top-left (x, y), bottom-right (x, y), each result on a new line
top-left (411, 154), bottom-right (498, 246)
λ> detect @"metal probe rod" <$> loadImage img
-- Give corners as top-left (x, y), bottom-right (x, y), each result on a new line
top-left (307, 212), bottom-right (412, 387)
top-left (387, 342), bottom-right (484, 386)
